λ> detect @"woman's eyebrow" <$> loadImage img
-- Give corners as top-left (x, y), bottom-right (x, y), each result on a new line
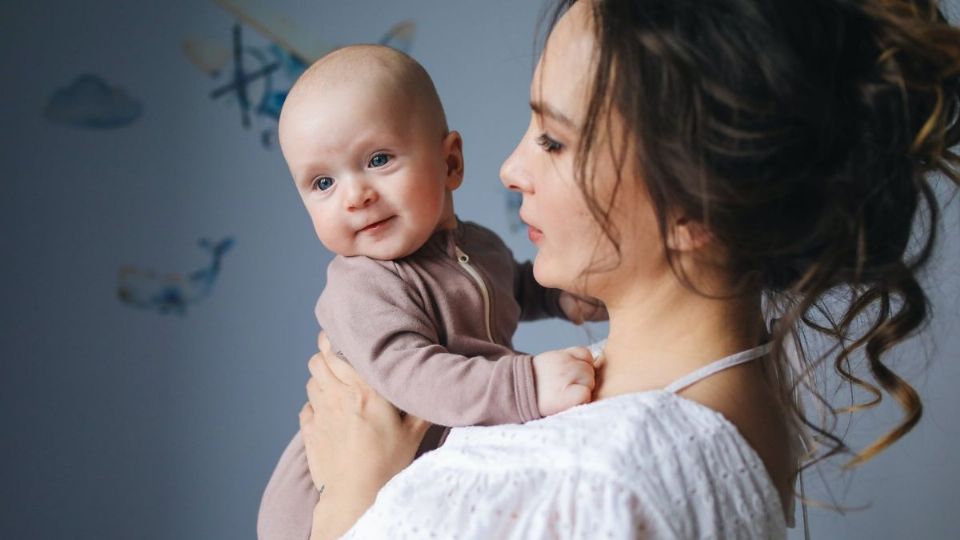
top-left (530, 100), bottom-right (576, 130)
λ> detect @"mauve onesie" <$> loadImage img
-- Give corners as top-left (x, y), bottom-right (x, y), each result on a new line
top-left (257, 219), bottom-right (567, 539)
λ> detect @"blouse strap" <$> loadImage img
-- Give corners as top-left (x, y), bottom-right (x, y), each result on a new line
top-left (664, 343), bottom-right (773, 394)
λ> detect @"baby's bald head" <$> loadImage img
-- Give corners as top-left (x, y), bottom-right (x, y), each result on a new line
top-left (277, 44), bottom-right (465, 260)
top-left (280, 44), bottom-right (448, 141)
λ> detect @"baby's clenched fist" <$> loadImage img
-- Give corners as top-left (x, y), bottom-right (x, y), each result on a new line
top-left (532, 347), bottom-right (597, 416)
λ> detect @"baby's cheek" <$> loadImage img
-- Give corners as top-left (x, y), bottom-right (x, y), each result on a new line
top-left (315, 226), bottom-right (350, 256)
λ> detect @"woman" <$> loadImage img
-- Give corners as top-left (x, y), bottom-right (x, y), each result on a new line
top-left (291, 0), bottom-right (960, 538)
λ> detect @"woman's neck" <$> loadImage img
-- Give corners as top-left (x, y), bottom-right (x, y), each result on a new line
top-left (593, 276), bottom-right (763, 401)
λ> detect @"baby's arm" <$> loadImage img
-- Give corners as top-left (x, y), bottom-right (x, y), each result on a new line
top-left (318, 256), bottom-right (542, 427)
top-left (514, 260), bottom-right (608, 323)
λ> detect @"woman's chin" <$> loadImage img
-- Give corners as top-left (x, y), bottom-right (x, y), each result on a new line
top-left (532, 255), bottom-right (566, 290)
top-left (531, 257), bottom-right (549, 286)
top-left (534, 253), bottom-right (600, 297)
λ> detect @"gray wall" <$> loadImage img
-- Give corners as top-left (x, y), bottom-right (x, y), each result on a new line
top-left (1, 1), bottom-right (957, 538)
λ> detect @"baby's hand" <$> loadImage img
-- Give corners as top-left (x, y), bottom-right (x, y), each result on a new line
top-left (558, 292), bottom-right (608, 324)
top-left (533, 347), bottom-right (597, 416)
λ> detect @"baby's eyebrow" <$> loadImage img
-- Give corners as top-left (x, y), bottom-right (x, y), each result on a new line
top-left (296, 171), bottom-right (322, 189)
top-left (530, 100), bottom-right (576, 130)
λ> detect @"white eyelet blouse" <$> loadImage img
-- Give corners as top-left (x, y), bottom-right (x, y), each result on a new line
top-left (340, 359), bottom-right (788, 539)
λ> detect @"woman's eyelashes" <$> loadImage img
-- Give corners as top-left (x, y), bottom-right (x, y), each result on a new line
top-left (312, 176), bottom-right (335, 191)
top-left (368, 152), bottom-right (392, 168)
top-left (535, 133), bottom-right (564, 153)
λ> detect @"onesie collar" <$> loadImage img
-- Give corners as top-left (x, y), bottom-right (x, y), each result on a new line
top-left (418, 216), bottom-right (466, 259)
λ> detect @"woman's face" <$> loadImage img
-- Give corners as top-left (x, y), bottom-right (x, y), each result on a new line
top-left (500, 1), bottom-right (664, 300)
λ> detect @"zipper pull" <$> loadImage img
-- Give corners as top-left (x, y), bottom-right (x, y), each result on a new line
top-left (453, 245), bottom-right (494, 343)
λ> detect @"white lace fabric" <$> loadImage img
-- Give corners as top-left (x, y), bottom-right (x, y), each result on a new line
top-left (341, 388), bottom-right (787, 539)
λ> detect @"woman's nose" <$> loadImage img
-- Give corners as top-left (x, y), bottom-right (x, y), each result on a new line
top-left (344, 181), bottom-right (378, 210)
top-left (500, 144), bottom-right (532, 193)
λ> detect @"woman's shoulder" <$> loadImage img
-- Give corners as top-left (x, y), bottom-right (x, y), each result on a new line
top-left (352, 391), bottom-right (787, 539)
top-left (444, 390), bottom-right (775, 477)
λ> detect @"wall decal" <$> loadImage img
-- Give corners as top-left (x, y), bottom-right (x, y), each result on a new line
top-left (183, 0), bottom-right (416, 148)
top-left (45, 74), bottom-right (143, 129)
top-left (117, 237), bottom-right (234, 315)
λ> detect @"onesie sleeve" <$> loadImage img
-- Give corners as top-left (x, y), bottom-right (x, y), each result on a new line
top-left (513, 259), bottom-right (566, 321)
top-left (317, 256), bottom-right (541, 426)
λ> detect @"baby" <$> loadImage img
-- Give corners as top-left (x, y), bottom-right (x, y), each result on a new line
top-left (258, 45), bottom-right (604, 540)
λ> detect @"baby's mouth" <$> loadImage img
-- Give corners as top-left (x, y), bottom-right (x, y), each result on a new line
top-left (359, 216), bottom-right (395, 233)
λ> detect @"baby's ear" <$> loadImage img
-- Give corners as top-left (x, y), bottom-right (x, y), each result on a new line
top-left (666, 215), bottom-right (712, 252)
top-left (442, 130), bottom-right (464, 191)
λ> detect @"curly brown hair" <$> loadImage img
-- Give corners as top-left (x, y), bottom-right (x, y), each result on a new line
top-left (545, 0), bottom-right (960, 470)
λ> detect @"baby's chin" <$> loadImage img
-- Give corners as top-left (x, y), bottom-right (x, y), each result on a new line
top-left (331, 242), bottom-right (421, 261)
top-left (321, 227), bottom-right (437, 260)
top-left (355, 248), bottom-right (415, 260)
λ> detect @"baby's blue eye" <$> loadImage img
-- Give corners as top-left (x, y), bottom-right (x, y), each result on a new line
top-left (313, 176), bottom-right (335, 191)
top-left (369, 153), bottom-right (391, 168)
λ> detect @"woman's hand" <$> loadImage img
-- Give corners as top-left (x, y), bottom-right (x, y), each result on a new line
top-left (300, 332), bottom-right (431, 539)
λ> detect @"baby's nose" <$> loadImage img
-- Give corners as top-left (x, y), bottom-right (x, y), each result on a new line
top-left (344, 183), bottom-right (378, 210)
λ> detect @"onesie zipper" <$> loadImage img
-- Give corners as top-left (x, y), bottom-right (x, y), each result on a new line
top-left (454, 245), bottom-right (494, 343)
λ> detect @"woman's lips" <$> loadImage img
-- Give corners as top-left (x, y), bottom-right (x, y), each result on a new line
top-left (527, 225), bottom-right (544, 244)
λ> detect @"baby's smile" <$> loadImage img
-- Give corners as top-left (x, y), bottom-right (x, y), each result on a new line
top-left (357, 216), bottom-right (396, 235)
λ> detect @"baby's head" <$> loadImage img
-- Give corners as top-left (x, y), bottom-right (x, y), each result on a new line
top-left (279, 45), bottom-right (463, 260)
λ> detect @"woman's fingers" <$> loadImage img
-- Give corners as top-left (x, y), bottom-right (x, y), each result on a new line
top-left (297, 335), bottom-right (432, 503)
top-left (306, 377), bottom-right (324, 409)
top-left (298, 402), bottom-right (314, 429)
top-left (311, 334), bottom-right (359, 389)
top-left (403, 412), bottom-right (432, 437)
top-left (310, 333), bottom-right (418, 440)
top-left (309, 351), bottom-right (345, 388)
top-left (308, 350), bottom-right (364, 415)
top-left (325, 349), bottom-right (369, 389)
top-left (314, 332), bottom-right (367, 391)
top-left (317, 331), bottom-right (331, 356)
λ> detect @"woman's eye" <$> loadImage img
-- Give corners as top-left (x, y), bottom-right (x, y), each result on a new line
top-left (313, 176), bottom-right (335, 191)
top-left (368, 153), bottom-right (391, 168)
top-left (535, 134), bottom-right (564, 153)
